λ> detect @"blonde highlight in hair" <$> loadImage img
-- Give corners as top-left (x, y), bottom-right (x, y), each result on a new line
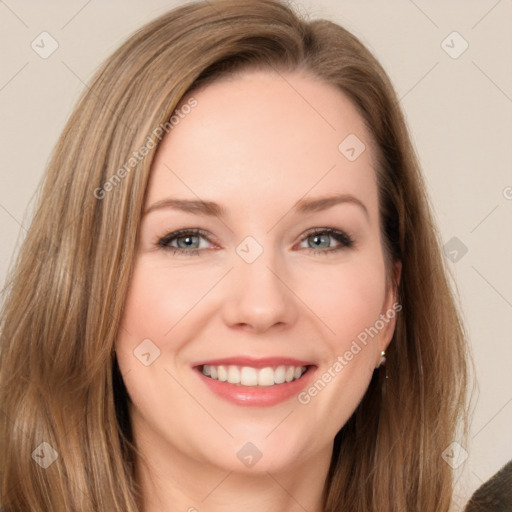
top-left (0, 1), bottom-right (470, 510)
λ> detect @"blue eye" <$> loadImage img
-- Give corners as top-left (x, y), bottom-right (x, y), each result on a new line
top-left (156, 227), bottom-right (354, 256)
top-left (157, 229), bottom-right (211, 256)
top-left (298, 228), bottom-right (354, 255)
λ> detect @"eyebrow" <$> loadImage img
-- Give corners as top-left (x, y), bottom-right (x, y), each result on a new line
top-left (143, 193), bottom-right (369, 220)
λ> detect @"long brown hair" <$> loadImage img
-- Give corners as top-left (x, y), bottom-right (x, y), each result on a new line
top-left (0, 0), bottom-right (471, 510)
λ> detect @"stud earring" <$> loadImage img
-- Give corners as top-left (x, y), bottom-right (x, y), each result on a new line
top-left (376, 350), bottom-right (386, 369)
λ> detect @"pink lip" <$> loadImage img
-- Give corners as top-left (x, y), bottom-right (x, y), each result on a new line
top-left (191, 357), bottom-right (317, 407)
top-left (191, 356), bottom-right (314, 369)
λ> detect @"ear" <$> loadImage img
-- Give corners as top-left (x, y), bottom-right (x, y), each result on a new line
top-left (379, 260), bottom-right (402, 353)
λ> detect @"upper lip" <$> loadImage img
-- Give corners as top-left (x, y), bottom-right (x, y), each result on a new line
top-left (192, 356), bottom-right (315, 369)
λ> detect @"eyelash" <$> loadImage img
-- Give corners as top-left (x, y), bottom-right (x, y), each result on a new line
top-left (156, 227), bottom-right (355, 257)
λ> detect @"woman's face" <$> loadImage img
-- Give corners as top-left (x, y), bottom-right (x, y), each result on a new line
top-left (115, 69), bottom-right (399, 475)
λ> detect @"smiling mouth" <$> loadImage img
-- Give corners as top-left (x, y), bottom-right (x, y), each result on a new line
top-left (197, 364), bottom-right (312, 387)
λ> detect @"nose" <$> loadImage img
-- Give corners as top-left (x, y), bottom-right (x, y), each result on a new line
top-left (221, 247), bottom-right (299, 334)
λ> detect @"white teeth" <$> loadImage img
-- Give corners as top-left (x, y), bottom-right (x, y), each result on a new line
top-left (217, 365), bottom-right (227, 382)
top-left (240, 366), bottom-right (258, 386)
top-left (227, 365), bottom-right (240, 384)
top-left (258, 367), bottom-right (275, 386)
top-left (274, 365), bottom-right (286, 384)
top-left (201, 364), bottom-right (307, 386)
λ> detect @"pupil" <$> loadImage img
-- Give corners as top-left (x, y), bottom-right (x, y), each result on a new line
top-left (178, 235), bottom-right (198, 249)
top-left (311, 234), bottom-right (328, 248)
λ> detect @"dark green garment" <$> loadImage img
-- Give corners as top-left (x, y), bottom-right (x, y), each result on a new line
top-left (464, 460), bottom-right (512, 512)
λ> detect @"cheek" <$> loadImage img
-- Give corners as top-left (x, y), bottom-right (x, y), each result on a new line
top-left (305, 255), bottom-right (388, 350)
top-left (114, 260), bottom-right (213, 435)
top-left (296, 255), bottom-right (388, 427)
top-left (118, 248), bottom-right (388, 356)
top-left (118, 259), bottom-right (217, 348)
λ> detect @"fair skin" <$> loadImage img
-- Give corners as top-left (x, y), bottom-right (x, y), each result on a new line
top-left (115, 69), bottom-right (400, 512)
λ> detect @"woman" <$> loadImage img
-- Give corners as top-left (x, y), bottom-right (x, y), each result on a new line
top-left (0, 0), bottom-right (470, 510)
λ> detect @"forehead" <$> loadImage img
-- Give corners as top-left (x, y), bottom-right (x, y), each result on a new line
top-left (146, 69), bottom-right (379, 220)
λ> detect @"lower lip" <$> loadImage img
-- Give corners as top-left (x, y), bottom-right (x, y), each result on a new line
top-left (194, 367), bottom-right (317, 407)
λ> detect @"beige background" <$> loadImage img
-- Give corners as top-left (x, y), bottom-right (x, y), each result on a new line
top-left (0, 0), bottom-right (511, 508)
